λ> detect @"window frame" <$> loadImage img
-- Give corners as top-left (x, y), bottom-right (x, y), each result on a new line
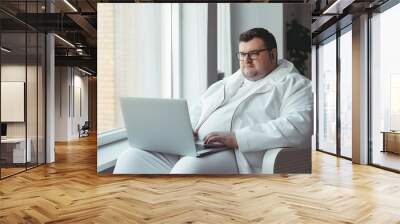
top-left (368, 0), bottom-right (400, 173)
top-left (315, 23), bottom-right (353, 161)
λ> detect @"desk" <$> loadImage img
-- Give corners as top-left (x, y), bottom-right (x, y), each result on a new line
top-left (1, 138), bottom-right (31, 163)
top-left (381, 131), bottom-right (400, 154)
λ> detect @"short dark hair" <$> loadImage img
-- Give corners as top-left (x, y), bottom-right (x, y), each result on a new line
top-left (239, 28), bottom-right (277, 50)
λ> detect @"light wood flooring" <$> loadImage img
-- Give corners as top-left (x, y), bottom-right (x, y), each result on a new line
top-left (0, 135), bottom-right (400, 223)
top-left (1, 163), bottom-right (45, 178)
top-left (1, 167), bottom-right (25, 178)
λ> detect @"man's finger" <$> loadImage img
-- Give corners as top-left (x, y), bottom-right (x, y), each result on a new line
top-left (204, 134), bottom-right (218, 144)
top-left (203, 132), bottom-right (219, 142)
top-left (205, 135), bottom-right (224, 144)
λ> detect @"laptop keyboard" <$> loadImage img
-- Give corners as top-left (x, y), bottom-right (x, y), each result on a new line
top-left (195, 143), bottom-right (206, 151)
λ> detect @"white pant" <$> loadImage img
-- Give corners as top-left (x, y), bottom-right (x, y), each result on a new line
top-left (113, 148), bottom-right (239, 174)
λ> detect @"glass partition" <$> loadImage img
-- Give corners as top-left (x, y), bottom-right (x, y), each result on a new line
top-left (1, 31), bottom-right (28, 177)
top-left (0, 1), bottom-right (46, 179)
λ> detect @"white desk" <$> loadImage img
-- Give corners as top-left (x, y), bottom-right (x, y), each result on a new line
top-left (1, 138), bottom-right (31, 163)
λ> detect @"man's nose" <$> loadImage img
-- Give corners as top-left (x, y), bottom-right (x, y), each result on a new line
top-left (245, 55), bottom-right (253, 63)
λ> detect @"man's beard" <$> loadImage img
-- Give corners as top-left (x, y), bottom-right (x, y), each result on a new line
top-left (243, 68), bottom-right (258, 77)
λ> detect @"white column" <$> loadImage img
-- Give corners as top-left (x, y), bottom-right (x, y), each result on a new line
top-left (46, 32), bottom-right (55, 163)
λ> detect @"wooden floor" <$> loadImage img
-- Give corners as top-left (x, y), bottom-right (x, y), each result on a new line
top-left (1, 167), bottom-right (26, 178)
top-left (1, 163), bottom-right (45, 178)
top-left (1, 135), bottom-right (400, 223)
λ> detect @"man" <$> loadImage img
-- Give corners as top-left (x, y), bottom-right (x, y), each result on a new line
top-left (114, 28), bottom-right (313, 174)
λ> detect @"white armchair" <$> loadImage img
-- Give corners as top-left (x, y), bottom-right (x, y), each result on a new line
top-left (262, 148), bottom-right (311, 174)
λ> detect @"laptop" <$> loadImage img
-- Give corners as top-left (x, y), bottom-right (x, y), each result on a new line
top-left (120, 97), bottom-right (227, 157)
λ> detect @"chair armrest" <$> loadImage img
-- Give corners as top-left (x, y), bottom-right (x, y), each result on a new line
top-left (262, 148), bottom-right (311, 174)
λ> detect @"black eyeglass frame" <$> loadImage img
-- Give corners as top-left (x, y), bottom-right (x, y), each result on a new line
top-left (236, 48), bottom-right (271, 61)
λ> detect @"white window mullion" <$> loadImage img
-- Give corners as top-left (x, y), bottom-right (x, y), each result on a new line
top-left (171, 3), bottom-right (181, 99)
top-left (217, 3), bottom-right (232, 77)
top-left (161, 4), bottom-right (172, 99)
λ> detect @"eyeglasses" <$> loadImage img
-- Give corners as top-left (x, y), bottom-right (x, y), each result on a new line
top-left (236, 48), bottom-right (269, 61)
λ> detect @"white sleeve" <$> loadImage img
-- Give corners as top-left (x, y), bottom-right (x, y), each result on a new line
top-left (235, 77), bottom-right (313, 153)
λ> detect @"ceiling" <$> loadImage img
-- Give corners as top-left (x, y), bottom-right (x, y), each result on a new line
top-left (311, 0), bottom-right (390, 43)
top-left (1, 0), bottom-right (394, 75)
top-left (0, 0), bottom-right (97, 75)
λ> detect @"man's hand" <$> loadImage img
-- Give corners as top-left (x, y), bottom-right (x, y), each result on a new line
top-left (203, 132), bottom-right (238, 149)
top-left (193, 130), bottom-right (199, 140)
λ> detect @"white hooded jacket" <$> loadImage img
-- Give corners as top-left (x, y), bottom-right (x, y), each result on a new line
top-left (189, 59), bottom-right (313, 173)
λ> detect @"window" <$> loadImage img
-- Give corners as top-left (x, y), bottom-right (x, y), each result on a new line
top-left (97, 3), bottom-right (209, 134)
top-left (316, 26), bottom-right (353, 159)
top-left (317, 36), bottom-right (337, 154)
top-left (370, 2), bottom-right (400, 171)
top-left (339, 28), bottom-right (352, 158)
top-left (390, 74), bottom-right (400, 130)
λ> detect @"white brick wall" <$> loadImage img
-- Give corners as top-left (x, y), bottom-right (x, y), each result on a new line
top-left (97, 4), bottom-right (116, 133)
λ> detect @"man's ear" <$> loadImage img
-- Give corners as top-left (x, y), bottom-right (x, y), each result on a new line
top-left (270, 48), bottom-right (278, 64)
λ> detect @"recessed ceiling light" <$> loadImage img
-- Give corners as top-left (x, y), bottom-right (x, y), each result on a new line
top-left (78, 67), bottom-right (93, 76)
top-left (63, 0), bottom-right (78, 12)
top-left (1, 47), bottom-right (11, 53)
top-left (322, 0), bottom-right (355, 15)
top-left (54, 34), bottom-right (75, 48)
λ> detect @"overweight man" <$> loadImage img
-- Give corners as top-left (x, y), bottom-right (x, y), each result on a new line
top-left (113, 28), bottom-right (313, 174)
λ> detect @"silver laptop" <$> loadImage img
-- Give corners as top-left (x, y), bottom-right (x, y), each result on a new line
top-left (120, 97), bottom-right (227, 157)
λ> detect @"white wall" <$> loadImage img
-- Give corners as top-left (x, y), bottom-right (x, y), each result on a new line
top-left (72, 74), bottom-right (89, 138)
top-left (230, 4), bottom-right (283, 72)
top-left (97, 3), bottom-right (116, 133)
top-left (1, 65), bottom-right (36, 137)
top-left (55, 67), bottom-right (89, 141)
top-left (55, 66), bottom-right (69, 141)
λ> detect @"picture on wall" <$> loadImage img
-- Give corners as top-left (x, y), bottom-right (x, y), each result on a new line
top-left (1, 81), bottom-right (25, 122)
top-left (97, 3), bottom-right (312, 175)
